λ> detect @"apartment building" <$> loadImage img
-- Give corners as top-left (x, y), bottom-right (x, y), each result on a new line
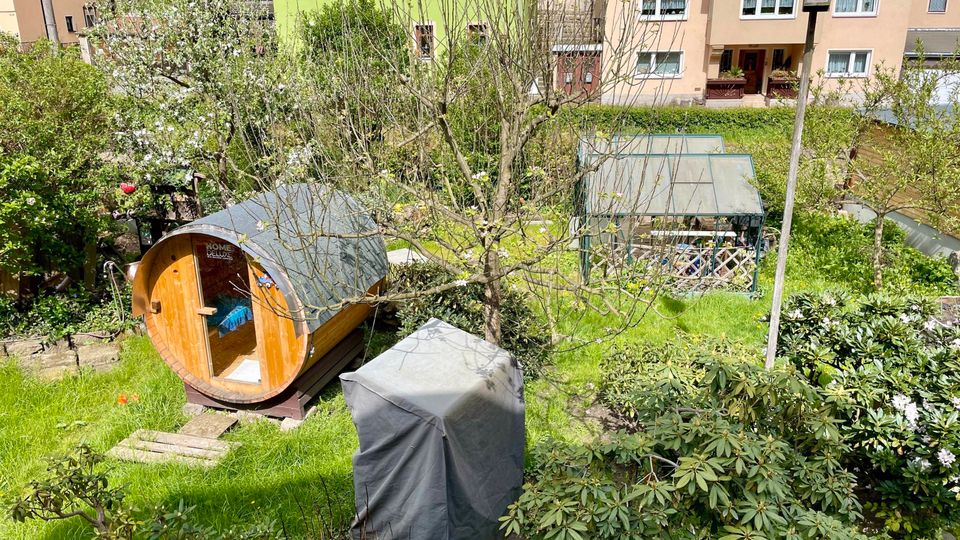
top-left (1, 0), bottom-right (98, 47)
top-left (550, 0), bottom-right (960, 105)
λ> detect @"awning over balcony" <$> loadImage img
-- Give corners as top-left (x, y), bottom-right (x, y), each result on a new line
top-left (904, 29), bottom-right (960, 59)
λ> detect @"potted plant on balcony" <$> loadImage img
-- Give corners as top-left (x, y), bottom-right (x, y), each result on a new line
top-left (767, 69), bottom-right (799, 99)
top-left (706, 66), bottom-right (746, 99)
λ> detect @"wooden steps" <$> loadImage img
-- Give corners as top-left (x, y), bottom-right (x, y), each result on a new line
top-left (108, 413), bottom-right (239, 467)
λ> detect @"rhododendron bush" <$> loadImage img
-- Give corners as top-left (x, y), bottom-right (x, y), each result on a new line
top-left (502, 293), bottom-right (960, 539)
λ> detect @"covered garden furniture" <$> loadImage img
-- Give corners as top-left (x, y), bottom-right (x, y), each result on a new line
top-left (341, 318), bottom-right (525, 540)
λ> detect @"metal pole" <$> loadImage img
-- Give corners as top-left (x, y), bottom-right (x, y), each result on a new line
top-left (764, 9), bottom-right (820, 369)
top-left (40, 0), bottom-right (60, 49)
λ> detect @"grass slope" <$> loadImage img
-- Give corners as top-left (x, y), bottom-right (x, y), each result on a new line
top-left (0, 338), bottom-right (358, 539)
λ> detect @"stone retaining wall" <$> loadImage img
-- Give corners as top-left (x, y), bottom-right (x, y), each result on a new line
top-left (0, 326), bottom-right (142, 379)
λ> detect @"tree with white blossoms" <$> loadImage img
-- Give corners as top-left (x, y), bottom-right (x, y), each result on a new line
top-left (88, 0), bottom-right (288, 220)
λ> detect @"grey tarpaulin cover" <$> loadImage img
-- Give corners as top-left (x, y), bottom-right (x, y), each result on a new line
top-left (340, 318), bottom-right (525, 540)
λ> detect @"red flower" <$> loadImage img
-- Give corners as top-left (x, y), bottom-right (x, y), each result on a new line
top-left (117, 393), bottom-right (128, 405)
top-left (120, 182), bottom-right (137, 194)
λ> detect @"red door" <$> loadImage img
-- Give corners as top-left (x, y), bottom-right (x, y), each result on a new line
top-left (738, 49), bottom-right (766, 95)
top-left (556, 51), bottom-right (601, 100)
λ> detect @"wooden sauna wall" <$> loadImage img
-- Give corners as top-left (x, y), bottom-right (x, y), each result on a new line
top-left (143, 235), bottom-right (209, 382)
top-left (248, 260), bottom-right (307, 397)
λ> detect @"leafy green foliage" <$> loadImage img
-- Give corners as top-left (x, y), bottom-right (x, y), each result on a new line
top-left (570, 105), bottom-right (797, 134)
top-left (779, 292), bottom-right (960, 537)
top-left (737, 106), bottom-right (860, 216)
top-left (502, 339), bottom-right (874, 539)
top-left (786, 214), bottom-right (956, 295)
top-left (0, 36), bottom-right (117, 276)
top-left (7, 445), bottom-right (137, 539)
top-left (7, 445), bottom-right (281, 539)
top-left (0, 286), bottom-right (134, 340)
top-left (390, 262), bottom-right (551, 378)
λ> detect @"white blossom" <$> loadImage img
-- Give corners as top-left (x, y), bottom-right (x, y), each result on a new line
top-left (25, 197), bottom-right (36, 206)
top-left (952, 397), bottom-right (960, 411)
top-left (453, 279), bottom-right (468, 287)
top-left (892, 394), bottom-right (920, 430)
top-left (924, 319), bottom-right (939, 331)
top-left (788, 309), bottom-right (802, 319)
top-left (940, 449), bottom-right (957, 467)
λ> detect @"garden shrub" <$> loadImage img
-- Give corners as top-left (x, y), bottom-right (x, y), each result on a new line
top-left (779, 292), bottom-right (960, 537)
top-left (7, 445), bottom-right (277, 539)
top-left (503, 338), bottom-right (872, 539)
top-left (785, 214), bottom-right (956, 295)
top-left (569, 105), bottom-right (798, 134)
top-left (508, 295), bottom-right (960, 540)
top-left (0, 286), bottom-right (134, 340)
top-left (389, 261), bottom-right (551, 379)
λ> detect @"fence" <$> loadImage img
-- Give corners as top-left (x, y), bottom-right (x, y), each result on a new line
top-left (627, 244), bottom-right (758, 292)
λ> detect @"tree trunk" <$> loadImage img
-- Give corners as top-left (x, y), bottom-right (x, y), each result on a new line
top-left (483, 249), bottom-right (503, 346)
top-left (873, 215), bottom-right (885, 290)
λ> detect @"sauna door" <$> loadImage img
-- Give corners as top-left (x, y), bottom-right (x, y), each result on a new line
top-left (191, 236), bottom-right (262, 386)
top-left (146, 235), bottom-right (210, 380)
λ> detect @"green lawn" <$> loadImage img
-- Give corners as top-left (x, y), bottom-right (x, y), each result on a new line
top-left (0, 338), bottom-right (358, 538)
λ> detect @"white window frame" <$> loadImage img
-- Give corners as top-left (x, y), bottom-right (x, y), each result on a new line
top-left (638, 0), bottom-right (689, 21)
top-left (635, 50), bottom-right (684, 79)
top-left (825, 49), bottom-right (872, 78)
top-left (928, 0), bottom-right (948, 13)
top-left (740, 0), bottom-right (797, 20)
top-left (833, 0), bottom-right (879, 17)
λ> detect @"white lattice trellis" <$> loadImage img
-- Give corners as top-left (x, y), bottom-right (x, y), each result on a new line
top-left (624, 244), bottom-right (757, 291)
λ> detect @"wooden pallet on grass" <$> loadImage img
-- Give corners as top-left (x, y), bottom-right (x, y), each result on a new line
top-left (108, 413), bottom-right (239, 467)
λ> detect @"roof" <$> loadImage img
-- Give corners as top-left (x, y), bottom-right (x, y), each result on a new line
top-left (873, 104), bottom-right (956, 127)
top-left (581, 134), bottom-right (725, 159)
top-left (340, 318), bottom-right (519, 426)
top-left (136, 183), bottom-right (387, 334)
top-left (583, 153), bottom-right (764, 217)
top-left (905, 29), bottom-right (960, 58)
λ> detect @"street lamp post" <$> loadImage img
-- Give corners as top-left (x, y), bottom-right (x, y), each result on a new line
top-left (764, 0), bottom-right (830, 369)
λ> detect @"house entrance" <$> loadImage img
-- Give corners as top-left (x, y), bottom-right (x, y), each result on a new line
top-left (738, 49), bottom-right (766, 94)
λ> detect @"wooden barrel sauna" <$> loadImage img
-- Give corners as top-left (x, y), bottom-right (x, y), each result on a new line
top-left (131, 184), bottom-right (387, 406)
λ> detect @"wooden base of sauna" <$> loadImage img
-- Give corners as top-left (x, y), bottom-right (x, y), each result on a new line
top-left (184, 330), bottom-right (364, 420)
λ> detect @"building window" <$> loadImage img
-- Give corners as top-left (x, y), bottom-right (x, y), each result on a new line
top-left (929, 0), bottom-right (947, 12)
top-left (467, 23), bottom-right (488, 44)
top-left (720, 49), bottom-right (733, 72)
top-left (65, 15), bottom-right (75, 32)
top-left (741, 0), bottom-right (795, 17)
top-left (826, 50), bottom-right (871, 77)
top-left (834, 0), bottom-right (877, 16)
top-left (772, 48), bottom-right (789, 69)
top-left (636, 51), bottom-right (683, 78)
top-left (414, 24), bottom-right (434, 59)
top-left (640, 0), bottom-right (688, 19)
top-left (83, 4), bottom-right (98, 27)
